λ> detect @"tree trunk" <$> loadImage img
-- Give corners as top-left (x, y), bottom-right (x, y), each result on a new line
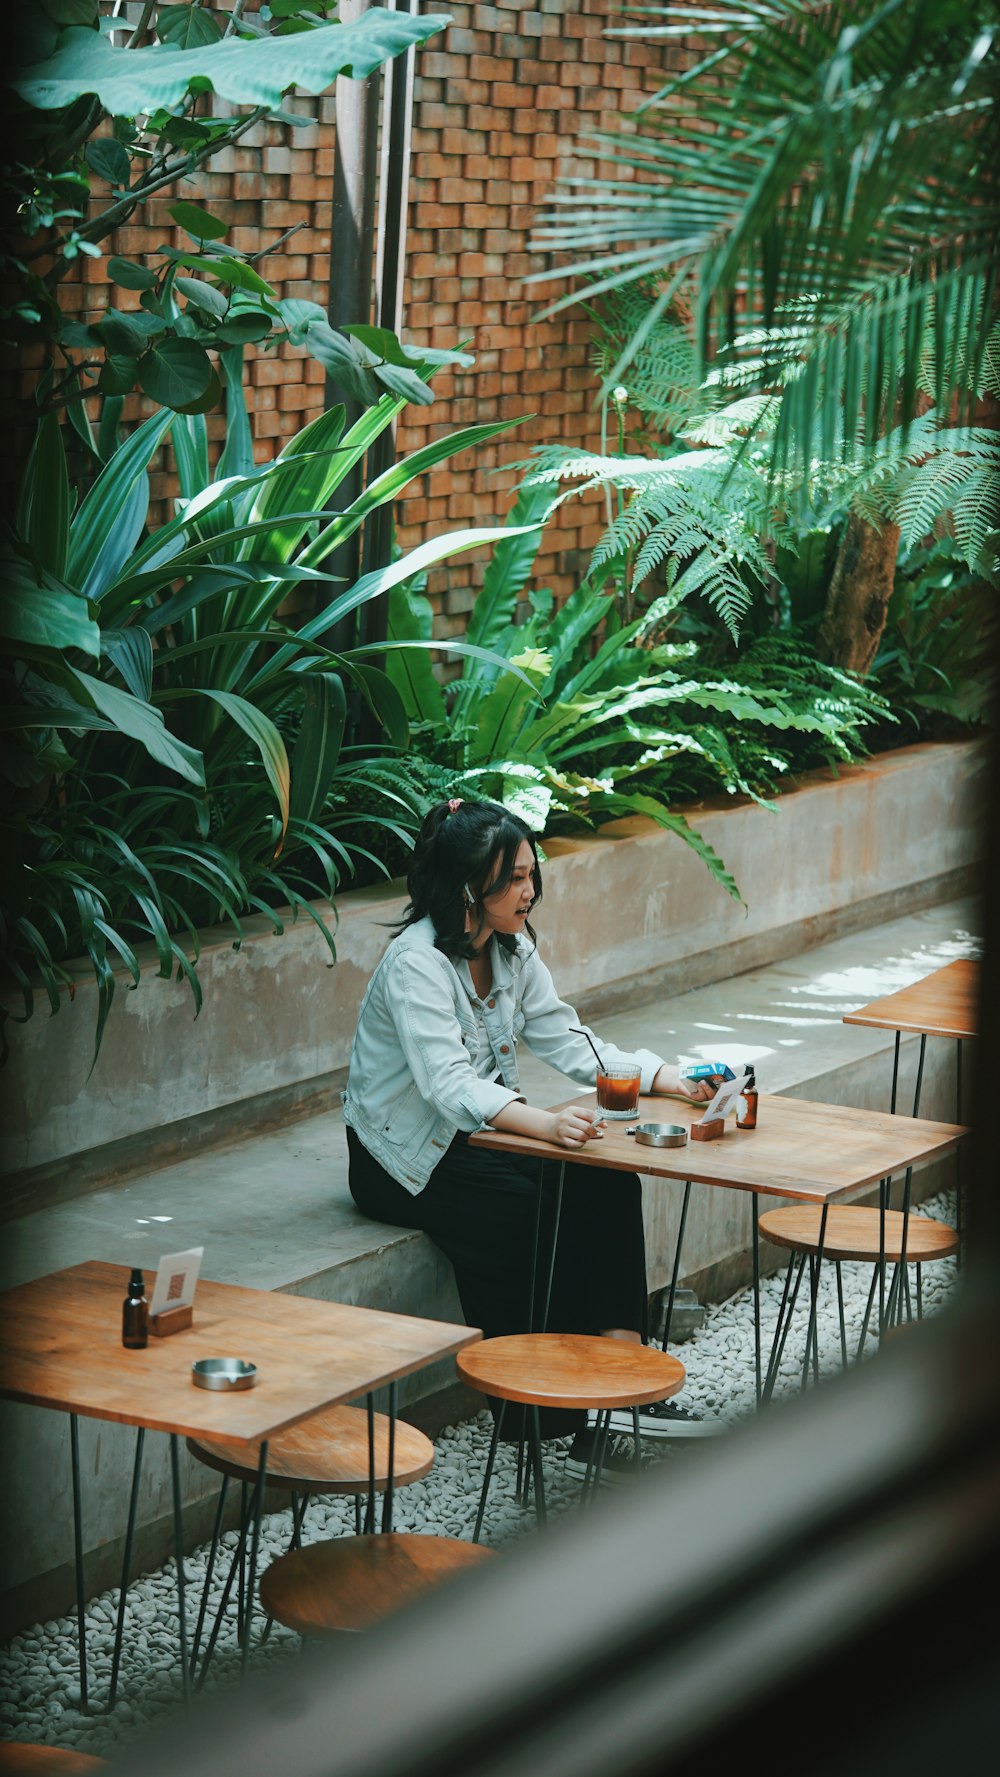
top-left (818, 511), bottom-right (902, 677)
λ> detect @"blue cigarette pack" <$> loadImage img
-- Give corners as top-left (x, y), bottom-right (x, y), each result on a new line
top-left (680, 1061), bottom-right (735, 1082)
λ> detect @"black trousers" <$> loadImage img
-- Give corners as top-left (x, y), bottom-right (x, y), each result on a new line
top-left (347, 1125), bottom-right (649, 1438)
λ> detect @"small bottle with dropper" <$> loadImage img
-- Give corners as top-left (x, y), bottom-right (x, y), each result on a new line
top-left (122, 1268), bottom-right (148, 1349)
top-left (736, 1067), bottom-right (758, 1130)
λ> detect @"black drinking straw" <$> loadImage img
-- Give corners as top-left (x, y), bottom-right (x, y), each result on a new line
top-left (571, 1026), bottom-right (607, 1071)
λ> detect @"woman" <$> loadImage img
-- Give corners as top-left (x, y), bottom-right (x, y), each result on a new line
top-left (342, 798), bottom-right (714, 1460)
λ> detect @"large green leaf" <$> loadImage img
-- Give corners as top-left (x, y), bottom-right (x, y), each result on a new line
top-left (466, 481), bottom-right (556, 652)
top-left (0, 561), bottom-right (99, 657)
top-left (157, 8), bottom-right (223, 51)
top-left (181, 689), bottom-right (290, 841)
top-left (171, 411), bottom-right (210, 503)
top-left (385, 583), bottom-right (448, 727)
top-left (67, 668), bottom-right (205, 786)
top-left (302, 527), bottom-right (545, 649)
top-left (290, 673), bottom-right (347, 824)
top-left (15, 13), bottom-right (450, 109)
top-left (67, 408), bottom-right (173, 600)
top-left (217, 348), bottom-right (253, 480)
top-left (21, 414), bottom-right (70, 580)
top-left (297, 414), bottom-right (530, 575)
top-left (138, 338), bottom-right (214, 409)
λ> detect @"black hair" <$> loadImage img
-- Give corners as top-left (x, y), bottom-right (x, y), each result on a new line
top-left (395, 799), bottom-right (542, 958)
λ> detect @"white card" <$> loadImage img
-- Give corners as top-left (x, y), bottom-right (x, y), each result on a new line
top-left (699, 1069), bottom-right (749, 1125)
top-left (149, 1246), bottom-right (204, 1319)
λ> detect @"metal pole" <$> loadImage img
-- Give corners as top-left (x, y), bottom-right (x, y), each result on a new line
top-left (322, 0), bottom-right (381, 656)
top-left (362, 0), bottom-right (419, 594)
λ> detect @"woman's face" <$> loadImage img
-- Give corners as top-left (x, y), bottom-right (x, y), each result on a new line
top-left (474, 839), bottom-right (537, 946)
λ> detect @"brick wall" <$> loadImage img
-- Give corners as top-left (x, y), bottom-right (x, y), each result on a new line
top-left (9, 1), bottom-right (677, 630)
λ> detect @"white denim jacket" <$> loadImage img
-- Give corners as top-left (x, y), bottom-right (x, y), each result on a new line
top-left (342, 915), bottom-right (665, 1193)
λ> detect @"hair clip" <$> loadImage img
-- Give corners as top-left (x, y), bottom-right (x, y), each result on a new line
top-left (447, 797), bottom-right (463, 813)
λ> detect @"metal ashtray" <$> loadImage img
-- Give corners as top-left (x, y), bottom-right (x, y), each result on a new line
top-left (191, 1357), bottom-right (257, 1391)
top-left (630, 1122), bottom-right (688, 1149)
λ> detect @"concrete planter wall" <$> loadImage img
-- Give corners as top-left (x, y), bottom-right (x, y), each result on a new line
top-left (1, 738), bottom-right (988, 1208)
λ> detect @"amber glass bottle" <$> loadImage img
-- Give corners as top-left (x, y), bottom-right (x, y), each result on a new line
top-left (122, 1268), bottom-right (148, 1348)
top-left (736, 1068), bottom-right (758, 1129)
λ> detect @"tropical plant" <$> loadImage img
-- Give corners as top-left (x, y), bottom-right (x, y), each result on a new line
top-left (529, 0), bottom-right (1000, 672)
top-left (387, 483), bottom-right (891, 899)
top-left (869, 539), bottom-right (999, 733)
top-left (1, 370), bottom-right (538, 1061)
top-left (583, 283), bottom-right (1000, 679)
top-left (5, 1), bottom-right (451, 416)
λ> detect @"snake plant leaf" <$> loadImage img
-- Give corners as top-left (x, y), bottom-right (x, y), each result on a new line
top-left (66, 408), bottom-right (173, 601)
top-left (14, 13), bottom-right (451, 110)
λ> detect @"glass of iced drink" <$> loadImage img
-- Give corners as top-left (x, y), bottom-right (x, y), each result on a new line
top-left (595, 1060), bottom-right (642, 1119)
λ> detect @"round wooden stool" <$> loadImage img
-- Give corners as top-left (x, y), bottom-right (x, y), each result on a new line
top-left (456, 1333), bottom-right (686, 1537)
top-left (759, 1204), bottom-right (959, 1395)
top-left (0, 1748), bottom-right (107, 1773)
top-left (186, 1404), bottom-right (434, 1679)
top-left (259, 1533), bottom-right (496, 1637)
top-left (188, 1403), bottom-right (434, 1497)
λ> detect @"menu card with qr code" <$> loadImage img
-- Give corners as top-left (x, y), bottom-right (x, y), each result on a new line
top-left (149, 1246), bottom-right (204, 1319)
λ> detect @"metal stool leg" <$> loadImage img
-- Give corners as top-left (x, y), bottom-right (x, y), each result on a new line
top-left (834, 1261), bottom-right (848, 1369)
top-left (472, 1399), bottom-right (506, 1544)
top-left (763, 1251), bottom-right (806, 1403)
top-left (107, 1426), bottom-right (145, 1710)
top-left (381, 1381), bottom-right (398, 1533)
top-left (70, 1415), bottom-right (89, 1716)
top-left (528, 1406), bottom-right (547, 1529)
top-left (752, 1200), bottom-right (762, 1406)
top-left (856, 1266), bottom-right (881, 1362)
top-left (170, 1435), bottom-right (191, 1702)
top-left (800, 1208), bottom-right (829, 1391)
top-left (239, 1439), bottom-right (269, 1679)
top-left (659, 1180), bottom-right (691, 1352)
top-left (189, 1472), bottom-right (229, 1679)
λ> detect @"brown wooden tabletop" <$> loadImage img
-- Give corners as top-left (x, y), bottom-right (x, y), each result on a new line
top-left (842, 957), bottom-right (980, 1041)
top-left (0, 1261), bottom-right (480, 1442)
top-left (470, 1093), bottom-right (968, 1204)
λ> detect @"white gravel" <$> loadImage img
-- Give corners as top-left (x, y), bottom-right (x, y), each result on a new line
top-left (0, 1185), bottom-right (961, 1761)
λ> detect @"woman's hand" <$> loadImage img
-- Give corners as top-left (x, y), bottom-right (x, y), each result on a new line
top-left (651, 1063), bottom-right (719, 1102)
top-left (490, 1098), bottom-right (605, 1147)
top-left (545, 1104), bottom-right (606, 1148)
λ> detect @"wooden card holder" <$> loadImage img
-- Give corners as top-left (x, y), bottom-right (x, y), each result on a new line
top-left (690, 1117), bottom-right (724, 1143)
top-left (149, 1303), bottom-right (193, 1337)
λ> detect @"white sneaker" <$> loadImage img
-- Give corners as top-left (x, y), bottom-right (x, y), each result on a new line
top-left (596, 1402), bottom-right (728, 1441)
